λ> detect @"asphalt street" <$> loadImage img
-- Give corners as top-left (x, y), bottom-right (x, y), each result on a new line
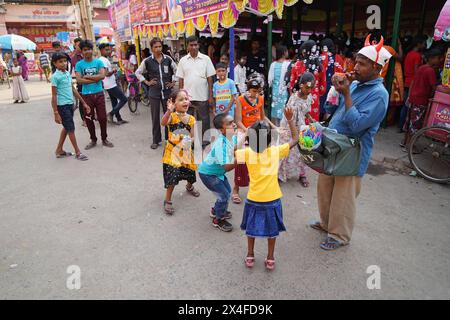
top-left (1, 77), bottom-right (449, 299)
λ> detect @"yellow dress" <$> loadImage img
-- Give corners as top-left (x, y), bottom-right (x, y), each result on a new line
top-left (162, 112), bottom-right (197, 188)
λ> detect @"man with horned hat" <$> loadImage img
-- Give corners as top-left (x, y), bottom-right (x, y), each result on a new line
top-left (309, 35), bottom-right (392, 251)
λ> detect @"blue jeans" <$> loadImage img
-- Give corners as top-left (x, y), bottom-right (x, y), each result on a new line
top-left (107, 86), bottom-right (127, 121)
top-left (199, 173), bottom-right (231, 220)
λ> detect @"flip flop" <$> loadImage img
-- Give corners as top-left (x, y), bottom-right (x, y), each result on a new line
top-left (309, 220), bottom-right (327, 233)
top-left (56, 151), bottom-right (73, 158)
top-left (232, 193), bottom-right (242, 204)
top-left (320, 237), bottom-right (348, 251)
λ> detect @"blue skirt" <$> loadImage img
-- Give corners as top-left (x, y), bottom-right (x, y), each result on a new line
top-left (240, 198), bottom-right (286, 238)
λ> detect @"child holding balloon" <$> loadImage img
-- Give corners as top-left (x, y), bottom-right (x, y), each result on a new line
top-left (278, 72), bottom-right (315, 187)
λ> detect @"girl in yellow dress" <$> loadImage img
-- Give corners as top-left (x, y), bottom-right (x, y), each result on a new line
top-left (161, 89), bottom-right (200, 215)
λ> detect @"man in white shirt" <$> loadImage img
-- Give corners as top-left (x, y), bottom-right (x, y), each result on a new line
top-left (99, 43), bottom-right (128, 125)
top-left (234, 54), bottom-right (247, 94)
top-left (176, 36), bottom-right (216, 148)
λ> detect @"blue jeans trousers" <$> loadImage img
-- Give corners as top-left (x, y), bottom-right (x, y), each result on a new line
top-left (107, 86), bottom-right (127, 121)
top-left (199, 173), bottom-right (231, 220)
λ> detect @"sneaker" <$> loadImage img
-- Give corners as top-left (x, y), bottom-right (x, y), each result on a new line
top-left (212, 218), bottom-right (233, 232)
top-left (102, 140), bottom-right (114, 148)
top-left (210, 208), bottom-right (232, 220)
top-left (117, 119), bottom-right (129, 125)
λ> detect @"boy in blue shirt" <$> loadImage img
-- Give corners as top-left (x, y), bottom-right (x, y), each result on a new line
top-left (51, 52), bottom-right (90, 161)
top-left (199, 113), bottom-right (244, 232)
top-left (213, 62), bottom-right (238, 118)
top-left (75, 40), bottom-right (113, 150)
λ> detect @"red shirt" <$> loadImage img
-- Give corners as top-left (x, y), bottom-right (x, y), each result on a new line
top-left (404, 50), bottom-right (422, 87)
top-left (408, 64), bottom-right (437, 106)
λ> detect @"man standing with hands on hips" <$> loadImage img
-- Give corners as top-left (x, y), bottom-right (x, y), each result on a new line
top-left (176, 36), bottom-right (216, 148)
top-left (136, 38), bottom-right (177, 150)
top-left (309, 35), bottom-right (392, 251)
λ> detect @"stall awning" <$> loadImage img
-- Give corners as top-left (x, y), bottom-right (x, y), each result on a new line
top-left (123, 0), bottom-right (300, 39)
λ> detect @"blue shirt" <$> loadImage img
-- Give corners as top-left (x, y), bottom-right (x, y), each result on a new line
top-left (213, 78), bottom-right (238, 117)
top-left (75, 58), bottom-right (105, 95)
top-left (199, 134), bottom-right (236, 180)
top-left (326, 78), bottom-right (388, 176)
top-left (51, 70), bottom-right (74, 106)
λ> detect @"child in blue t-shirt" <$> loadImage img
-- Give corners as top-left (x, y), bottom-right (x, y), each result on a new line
top-left (51, 52), bottom-right (90, 161)
top-left (213, 62), bottom-right (238, 118)
top-left (198, 113), bottom-right (243, 232)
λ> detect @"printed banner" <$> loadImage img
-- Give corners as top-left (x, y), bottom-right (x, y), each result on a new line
top-left (114, 0), bottom-right (132, 42)
top-left (144, 0), bottom-right (169, 25)
top-left (6, 24), bottom-right (70, 50)
top-left (443, 48), bottom-right (450, 88)
top-left (130, 0), bottom-right (145, 26)
top-left (4, 4), bottom-right (77, 23)
top-left (167, 0), bottom-right (228, 23)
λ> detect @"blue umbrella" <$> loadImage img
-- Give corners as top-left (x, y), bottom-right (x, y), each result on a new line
top-left (0, 34), bottom-right (37, 51)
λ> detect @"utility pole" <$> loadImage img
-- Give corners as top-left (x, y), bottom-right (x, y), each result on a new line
top-left (74, 0), bottom-right (95, 43)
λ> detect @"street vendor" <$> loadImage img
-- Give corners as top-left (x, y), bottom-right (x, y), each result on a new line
top-left (309, 35), bottom-right (393, 251)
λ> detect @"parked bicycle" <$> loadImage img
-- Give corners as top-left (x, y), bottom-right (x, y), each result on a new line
top-left (126, 74), bottom-right (150, 113)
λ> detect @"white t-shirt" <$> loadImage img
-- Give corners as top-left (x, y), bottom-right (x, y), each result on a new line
top-left (176, 52), bottom-right (216, 101)
top-left (129, 54), bottom-right (137, 65)
top-left (99, 56), bottom-right (117, 90)
top-left (234, 64), bottom-right (247, 94)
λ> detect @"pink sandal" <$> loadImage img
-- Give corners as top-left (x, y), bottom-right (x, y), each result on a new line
top-left (265, 259), bottom-right (275, 271)
top-left (244, 256), bottom-right (255, 268)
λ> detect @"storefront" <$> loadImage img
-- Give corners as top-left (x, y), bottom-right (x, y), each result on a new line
top-left (4, 4), bottom-right (79, 50)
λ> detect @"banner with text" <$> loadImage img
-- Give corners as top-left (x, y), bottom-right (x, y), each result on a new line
top-left (167, 0), bottom-right (228, 24)
top-left (114, 0), bottom-right (132, 42)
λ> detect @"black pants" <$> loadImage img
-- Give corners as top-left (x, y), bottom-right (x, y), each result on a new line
top-left (150, 97), bottom-right (168, 144)
top-left (76, 84), bottom-right (84, 120)
top-left (188, 100), bottom-right (210, 144)
top-left (107, 86), bottom-right (127, 121)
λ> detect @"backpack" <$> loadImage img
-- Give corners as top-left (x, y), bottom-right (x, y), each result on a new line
top-left (298, 127), bottom-right (362, 176)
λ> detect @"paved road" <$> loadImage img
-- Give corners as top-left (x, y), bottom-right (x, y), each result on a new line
top-left (1, 77), bottom-right (449, 299)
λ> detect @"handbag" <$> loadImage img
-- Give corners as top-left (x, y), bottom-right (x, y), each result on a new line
top-left (298, 126), bottom-right (362, 176)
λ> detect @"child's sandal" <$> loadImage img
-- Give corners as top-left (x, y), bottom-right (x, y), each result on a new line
top-left (244, 256), bottom-right (255, 268)
top-left (186, 185), bottom-right (200, 197)
top-left (163, 201), bottom-right (175, 215)
top-left (264, 259), bottom-right (275, 271)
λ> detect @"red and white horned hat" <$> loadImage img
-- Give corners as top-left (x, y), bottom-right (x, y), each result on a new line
top-left (358, 34), bottom-right (392, 67)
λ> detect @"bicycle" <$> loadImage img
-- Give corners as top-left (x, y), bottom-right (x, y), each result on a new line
top-left (126, 75), bottom-right (150, 113)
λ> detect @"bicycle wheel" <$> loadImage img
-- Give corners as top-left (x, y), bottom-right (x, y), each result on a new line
top-left (128, 96), bottom-right (138, 113)
top-left (408, 126), bottom-right (450, 183)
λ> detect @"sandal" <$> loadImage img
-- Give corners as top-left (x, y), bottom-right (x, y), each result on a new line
top-left (164, 201), bottom-right (175, 215)
top-left (232, 193), bottom-right (242, 204)
top-left (299, 176), bottom-right (310, 188)
top-left (264, 259), bottom-right (275, 271)
top-left (56, 151), bottom-right (73, 158)
top-left (244, 256), bottom-right (255, 268)
top-left (186, 185), bottom-right (200, 197)
top-left (309, 220), bottom-right (327, 233)
top-left (320, 237), bottom-right (347, 251)
top-left (75, 153), bottom-right (89, 161)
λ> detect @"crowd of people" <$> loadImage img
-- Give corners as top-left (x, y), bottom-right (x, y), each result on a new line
top-left (1, 29), bottom-right (447, 270)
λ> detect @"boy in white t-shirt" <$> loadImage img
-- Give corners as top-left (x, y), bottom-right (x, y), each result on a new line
top-left (98, 43), bottom-right (128, 125)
